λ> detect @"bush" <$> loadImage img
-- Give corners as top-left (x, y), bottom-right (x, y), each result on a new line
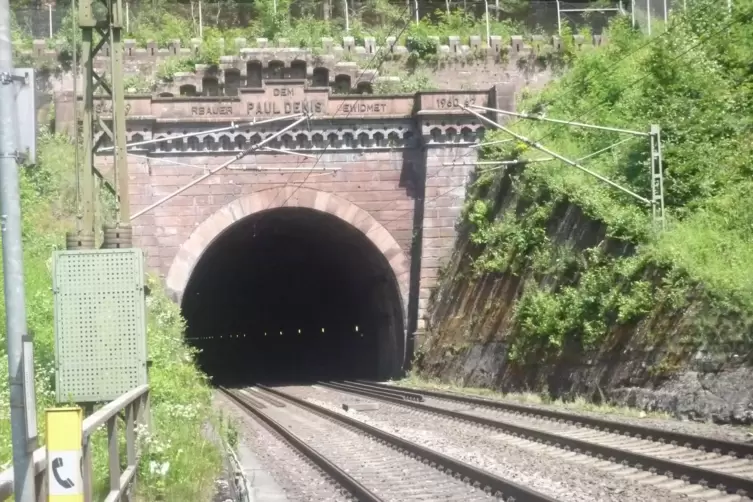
top-left (0, 131), bottom-right (221, 499)
top-left (463, 0), bottom-right (753, 361)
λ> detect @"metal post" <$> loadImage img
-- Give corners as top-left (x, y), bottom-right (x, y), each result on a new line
top-left (484, 0), bottom-right (490, 46)
top-left (414, 0), bottom-right (419, 24)
top-left (48, 4), bottom-right (53, 38)
top-left (0, 0), bottom-right (38, 499)
top-left (109, 0), bottom-right (130, 224)
top-left (663, 0), bottom-right (668, 23)
top-left (445, 0), bottom-right (449, 16)
top-left (556, 0), bottom-right (562, 35)
top-left (79, 0), bottom-right (97, 241)
top-left (72, 0), bottom-right (80, 227)
top-left (646, 0), bottom-right (651, 35)
top-left (650, 124), bottom-right (665, 230)
top-left (126, 2), bottom-right (129, 33)
top-left (632, 0), bottom-right (636, 28)
top-left (343, 0), bottom-right (349, 33)
top-left (199, 0), bottom-right (203, 38)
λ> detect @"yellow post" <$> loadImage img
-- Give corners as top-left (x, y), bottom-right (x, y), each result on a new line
top-left (45, 408), bottom-right (84, 501)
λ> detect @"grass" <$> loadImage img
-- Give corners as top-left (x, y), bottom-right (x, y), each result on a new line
top-left (393, 372), bottom-right (673, 420)
top-left (0, 131), bottom-right (222, 500)
top-left (451, 2), bottom-right (753, 363)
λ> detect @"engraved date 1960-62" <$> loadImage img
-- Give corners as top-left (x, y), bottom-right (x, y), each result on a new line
top-left (434, 96), bottom-right (477, 109)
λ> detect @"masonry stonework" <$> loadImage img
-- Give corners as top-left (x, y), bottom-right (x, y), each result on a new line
top-left (67, 79), bottom-right (513, 345)
top-left (29, 32), bottom-right (607, 119)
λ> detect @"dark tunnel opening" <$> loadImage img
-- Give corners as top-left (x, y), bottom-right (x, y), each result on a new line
top-left (181, 207), bottom-right (406, 386)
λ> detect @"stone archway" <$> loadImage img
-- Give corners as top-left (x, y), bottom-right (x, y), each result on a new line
top-left (166, 186), bottom-right (411, 313)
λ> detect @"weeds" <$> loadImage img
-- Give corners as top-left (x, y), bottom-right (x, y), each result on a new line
top-left (0, 131), bottom-right (221, 500)
top-left (457, 2), bottom-right (753, 364)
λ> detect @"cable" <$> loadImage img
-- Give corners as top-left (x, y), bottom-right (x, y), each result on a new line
top-left (264, 4), bottom-right (414, 211)
top-left (357, 4), bottom-right (749, 237)
top-left (448, 0), bottom-right (724, 168)
top-left (517, 3), bottom-right (745, 158)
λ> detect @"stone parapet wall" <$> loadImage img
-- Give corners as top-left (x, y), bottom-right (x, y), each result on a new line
top-left (25, 32), bottom-right (608, 65)
top-left (25, 32), bottom-right (607, 96)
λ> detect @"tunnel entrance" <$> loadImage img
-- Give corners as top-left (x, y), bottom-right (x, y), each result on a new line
top-left (181, 206), bottom-right (406, 385)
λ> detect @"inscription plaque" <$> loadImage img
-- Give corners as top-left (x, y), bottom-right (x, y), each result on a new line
top-left (95, 102), bottom-right (132, 115)
top-left (434, 95), bottom-right (478, 109)
top-left (245, 85), bottom-right (325, 117)
top-left (246, 101), bottom-right (323, 116)
top-left (342, 102), bottom-right (389, 114)
top-left (191, 104), bottom-right (233, 116)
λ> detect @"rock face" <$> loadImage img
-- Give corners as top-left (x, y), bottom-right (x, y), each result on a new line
top-left (415, 177), bottom-right (753, 425)
top-left (418, 341), bottom-right (753, 424)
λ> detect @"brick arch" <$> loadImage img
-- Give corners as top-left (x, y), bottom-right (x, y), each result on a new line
top-left (165, 186), bottom-right (411, 312)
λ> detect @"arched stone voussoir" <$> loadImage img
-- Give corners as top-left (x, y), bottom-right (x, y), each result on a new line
top-left (166, 187), bottom-right (411, 309)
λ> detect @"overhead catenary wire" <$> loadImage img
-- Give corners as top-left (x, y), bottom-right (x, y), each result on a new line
top-left (363, 3), bottom-right (749, 235)
top-left (518, 3), bottom-right (745, 154)
top-left (130, 114), bottom-right (309, 220)
top-left (447, 0), bottom-right (728, 169)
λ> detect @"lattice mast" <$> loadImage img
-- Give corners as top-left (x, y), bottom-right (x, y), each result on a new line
top-left (52, 0), bottom-right (148, 415)
top-left (69, 0), bottom-right (131, 250)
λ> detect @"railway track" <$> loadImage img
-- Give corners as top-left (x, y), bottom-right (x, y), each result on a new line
top-left (220, 386), bottom-right (561, 502)
top-left (316, 380), bottom-right (753, 501)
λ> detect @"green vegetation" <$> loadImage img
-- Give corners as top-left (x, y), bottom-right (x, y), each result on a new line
top-left (395, 371), bottom-right (672, 419)
top-left (12, 0), bottom-right (528, 59)
top-left (459, 0), bottom-right (753, 365)
top-left (0, 131), bottom-right (222, 499)
top-left (10, 0), bottom-right (578, 92)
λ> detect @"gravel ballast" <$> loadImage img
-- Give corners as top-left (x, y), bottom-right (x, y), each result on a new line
top-left (214, 392), bottom-right (351, 502)
top-left (282, 385), bottom-right (706, 502)
top-left (387, 383), bottom-right (753, 444)
top-left (247, 387), bottom-right (499, 502)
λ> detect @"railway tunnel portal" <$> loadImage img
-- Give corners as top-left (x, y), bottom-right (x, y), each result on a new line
top-left (70, 73), bottom-right (508, 383)
top-left (175, 189), bottom-right (411, 383)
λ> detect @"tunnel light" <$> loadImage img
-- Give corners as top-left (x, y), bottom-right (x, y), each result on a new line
top-left (355, 325), bottom-right (359, 332)
top-left (321, 328), bottom-right (325, 333)
top-left (280, 331), bottom-right (283, 336)
top-left (264, 332), bottom-right (267, 336)
top-left (298, 329), bottom-right (301, 334)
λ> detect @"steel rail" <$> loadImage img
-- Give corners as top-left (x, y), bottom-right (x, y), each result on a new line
top-left (245, 387), bottom-right (285, 407)
top-left (321, 381), bottom-right (424, 402)
top-left (323, 382), bottom-right (753, 497)
top-left (258, 385), bottom-right (561, 502)
top-left (336, 381), bottom-right (424, 402)
top-left (219, 387), bottom-right (383, 502)
top-left (355, 380), bottom-right (753, 458)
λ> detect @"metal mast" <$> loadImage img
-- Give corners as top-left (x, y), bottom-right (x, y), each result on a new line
top-left (71, 0), bottom-right (131, 250)
top-left (0, 0), bottom-right (38, 497)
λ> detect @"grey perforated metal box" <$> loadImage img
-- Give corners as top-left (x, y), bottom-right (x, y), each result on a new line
top-left (52, 248), bottom-right (148, 403)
